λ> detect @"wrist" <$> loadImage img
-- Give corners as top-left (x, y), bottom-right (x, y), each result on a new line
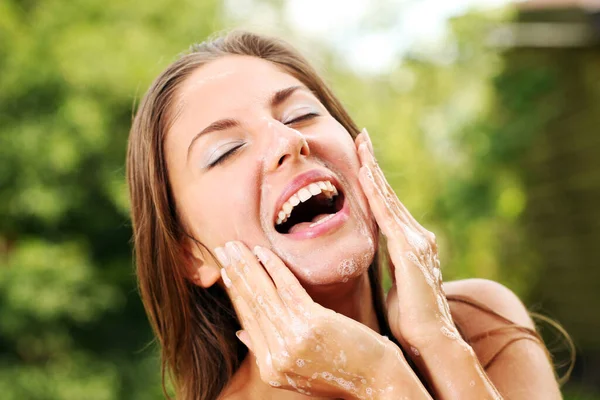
top-left (340, 339), bottom-right (431, 400)
top-left (366, 341), bottom-right (430, 399)
top-left (411, 328), bottom-right (477, 364)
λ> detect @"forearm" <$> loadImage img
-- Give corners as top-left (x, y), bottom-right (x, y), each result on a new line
top-left (347, 342), bottom-right (431, 400)
top-left (408, 334), bottom-right (502, 400)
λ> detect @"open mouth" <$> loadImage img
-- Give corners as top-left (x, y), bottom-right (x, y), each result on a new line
top-left (275, 181), bottom-right (345, 235)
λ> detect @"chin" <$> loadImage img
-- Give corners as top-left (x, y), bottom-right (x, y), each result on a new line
top-left (276, 229), bottom-right (377, 287)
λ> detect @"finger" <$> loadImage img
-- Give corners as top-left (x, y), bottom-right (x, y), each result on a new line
top-left (354, 127), bottom-right (374, 154)
top-left (221, 268), bottom-right (271, 365)
top-left (357, 142), bottom-right (417, 231)
top-left (354, 130), bottom-right (366, 150)
top-left (384, 246), bottom-right (397, 284)
top-left (223, 241), bottom-right (287, 319)
top-left (359, 155), bottom-right (409, 236)
top-left (370, 161), bottom-right (436, 248)
top-left (358, 161), bottom-right (410, 243)
top-left (360, 164), bottom-right (441, 311)
top-left (236, 329), bottom-right (254, 352)
top-left (360, 127), bottom-right (375, 154)
top-left (358, 127), bottom-right (428, 237)
top-left (358, 142), bottom-right (437, 256)
top-left (253, 246), bottom-right (313, 312)
top-left (358, 150), bottom-right (437, 294)
top-left (357, 132), bottom-right (428, 236)
top-left (218, 242), bottom-right (288, 353)
top-left (354, 139), bottom-right (403, 283)
top-left (357, 143), bottom-right (413, 230)
top-left (229, 284), bottom-right (288, 389)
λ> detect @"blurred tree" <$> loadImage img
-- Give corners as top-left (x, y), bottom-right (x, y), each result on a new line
top-left (0, 0), bottom-right (221, 398)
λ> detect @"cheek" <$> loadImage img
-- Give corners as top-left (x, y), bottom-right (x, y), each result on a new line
top-left (320, 126), bottom-right (362, 191)
top-left (312, 122), bottom-right (360, 171)
top-left (315, 122), bottom-right (374, 227)
top-left (178, 178), bottom-right (259, 246)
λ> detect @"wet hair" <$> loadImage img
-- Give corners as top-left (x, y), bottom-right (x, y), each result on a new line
top-left (127, 30), bottom-right (570, 400)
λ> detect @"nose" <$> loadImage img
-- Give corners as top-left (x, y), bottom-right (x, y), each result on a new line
top-left (263, 120), bottom-right (310, 171)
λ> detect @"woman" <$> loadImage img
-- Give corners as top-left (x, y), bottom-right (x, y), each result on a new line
top-left (127, 31), bottom-right (563, 399)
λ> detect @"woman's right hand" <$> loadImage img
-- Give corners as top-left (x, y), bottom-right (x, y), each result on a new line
top-left (214, 241), bottom-right (431, 400)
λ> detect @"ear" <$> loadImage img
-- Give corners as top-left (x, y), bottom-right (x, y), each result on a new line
top-left (182, 238), bottom-right (221, 288)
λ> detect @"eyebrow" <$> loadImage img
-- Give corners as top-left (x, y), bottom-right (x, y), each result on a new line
top-left (186, 85), bottom-right (307, 160)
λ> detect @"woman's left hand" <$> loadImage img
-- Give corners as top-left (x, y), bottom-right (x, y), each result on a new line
top-left (355, 128), bottom-right (503, 400)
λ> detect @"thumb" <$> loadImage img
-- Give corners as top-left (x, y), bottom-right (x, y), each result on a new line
top-left (236, 330), bottom-right (254, 352)
top-left (386, 248), bottom-right (397, 284)
top-left (385, 285), bottom-right (401, 339)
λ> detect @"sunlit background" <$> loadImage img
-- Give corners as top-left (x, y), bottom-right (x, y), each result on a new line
top-left (1, 0), bottom-right (599, 398)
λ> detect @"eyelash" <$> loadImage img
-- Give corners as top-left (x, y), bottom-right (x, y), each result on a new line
top-left (208, 145), bottom-right (243, 168)
top-left (285, 112), bottom-right (320, 125)
top-left (207, 113), bottom-right (320, 168)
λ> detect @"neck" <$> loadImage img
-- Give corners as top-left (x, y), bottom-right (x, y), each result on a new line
top-left (307, 270), bottom-right (381, 333)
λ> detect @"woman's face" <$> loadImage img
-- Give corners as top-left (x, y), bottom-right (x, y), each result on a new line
top-left (165, 55), bottom-right (376, 287)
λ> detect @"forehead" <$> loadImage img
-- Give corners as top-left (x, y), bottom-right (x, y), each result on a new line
top-left (177, 55), bottom-right (304, 114)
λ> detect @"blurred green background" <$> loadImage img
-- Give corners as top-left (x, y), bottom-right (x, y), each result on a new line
top-left (1, 0), bottom-right (599, 398)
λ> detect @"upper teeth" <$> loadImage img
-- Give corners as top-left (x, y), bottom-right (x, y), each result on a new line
top-left (276, 180), bottom-right (338, 225)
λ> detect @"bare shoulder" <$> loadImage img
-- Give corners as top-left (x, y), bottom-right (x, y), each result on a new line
top-left (442, 278), bottom-right (535, 332)
top-left (442, 278), bottom-right (561, 399)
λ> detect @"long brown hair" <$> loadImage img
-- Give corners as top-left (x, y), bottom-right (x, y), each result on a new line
top-left (127, 30), bottom-right (570, 400)
top-left (127, 30), bottom-right (391, 400)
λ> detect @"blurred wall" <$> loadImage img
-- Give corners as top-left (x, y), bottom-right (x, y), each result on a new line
top-left (509, 3), bottom-right (600, 392)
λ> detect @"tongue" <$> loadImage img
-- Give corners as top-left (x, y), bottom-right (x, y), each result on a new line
top-left (288, 213), bottom-right (333, 234)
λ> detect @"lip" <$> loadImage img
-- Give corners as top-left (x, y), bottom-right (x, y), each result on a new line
top-left (283, 194), bottom-right (349, 240)
top-left (272, 169), bottom-right (341, 227)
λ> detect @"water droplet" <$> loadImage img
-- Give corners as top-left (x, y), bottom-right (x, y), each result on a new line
top-left (440, 326), bottom-right (459, 340)
top-left (410, 346), bottom-right (420, 356)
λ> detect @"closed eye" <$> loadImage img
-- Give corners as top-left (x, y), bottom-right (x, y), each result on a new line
top-left (207, 144), bottom-right (244, 168)
top-left (284, 112), bottom-right (320, 125)
top-left (206, 113), bottom-right (318, 169)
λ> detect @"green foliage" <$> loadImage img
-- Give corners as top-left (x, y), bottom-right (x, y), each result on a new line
top-left (0, 0), bottom-right (220, 398)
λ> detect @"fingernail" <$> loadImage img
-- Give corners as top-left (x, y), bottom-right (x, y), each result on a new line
top-left (225, 241), bottom-right (243, 261)
top-left (221, 268), bottom-right (232, 288)
top-left (362, 127), bottom-right (374, 154)
top-left (236, 330), bottom-right (253, 351)
top-left (253, 245), bottom-right (269, 263)
top-left (235, 330), bottom-right (246, 346)
top-left (362, 127), bottom-right (371, 142)
top-left (214, 247), bottom-right (229, 267)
